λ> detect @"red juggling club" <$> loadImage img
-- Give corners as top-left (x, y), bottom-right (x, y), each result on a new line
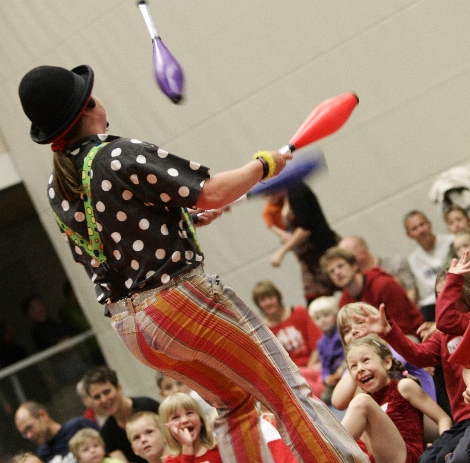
top-left (279, 92), bottom-right (359, 154)
top-left (138, 1), bottom-right (185, 104)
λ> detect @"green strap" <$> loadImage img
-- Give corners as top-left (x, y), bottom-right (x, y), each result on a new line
top-left (53, 143), bottom-right (108, 263)
top-left (54, 142), bottom-right (202, 261)
top-left (181, 207), bottom-right (202, 254)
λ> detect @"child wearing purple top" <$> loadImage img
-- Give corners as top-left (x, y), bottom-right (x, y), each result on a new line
top-left (308, 296), bottom-right (346, 405)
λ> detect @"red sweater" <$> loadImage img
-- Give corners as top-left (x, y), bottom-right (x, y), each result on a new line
top-left (339, 267), bottom-right (424, 336)
top-left (164, 448), bottom-right (221, 463)
top-left (268, 306), bottom-right (322, 367)
top-left (384, 305), bottom-right (470, 423)
top-left (436, 273), bottom-right (470, 367)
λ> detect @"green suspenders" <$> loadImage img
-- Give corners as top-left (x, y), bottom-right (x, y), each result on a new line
top-left (53, 143), bottom-right (108, 264)
top-left (53, 142), bottom-right (202, 268)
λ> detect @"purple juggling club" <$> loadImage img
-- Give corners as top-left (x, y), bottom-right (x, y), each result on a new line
top-left (138, 0), bottom-right (185, 104)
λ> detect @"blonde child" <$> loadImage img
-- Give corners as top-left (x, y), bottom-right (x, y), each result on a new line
top-left (69, 428), bottom-right (123, 463)
top-left (126, 412), bottom-right (165, 463)
top-left (341, 336), bottom-right (451, 463)
top-left (10, 453), bottom-right (44, 463)
top-left (158, 392), bottom-right (221, 463)
top-left (155, 373), bottom-right (214, 423)
top-left (308, 296), bottom-right (346, 405)
top-left (452, 229), bottom-right (470, 260)
top-left (332, 302), bottom-right (436, 410)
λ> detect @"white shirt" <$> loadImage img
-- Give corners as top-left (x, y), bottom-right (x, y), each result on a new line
top-left (408, 234), bottom-right (454, 306)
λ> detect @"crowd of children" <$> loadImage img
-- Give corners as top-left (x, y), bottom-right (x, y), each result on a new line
top-left (7, 197), bottom-right (470, 463)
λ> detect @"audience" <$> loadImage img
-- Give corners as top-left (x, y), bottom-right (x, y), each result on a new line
top-left (453, 229), bottom-right (470, 259)
top-left (125, 412), bottom-right (165, 463)
top-left (404, 210), bottom-right (454, 321)
top-left (14, 401), bottom-right (99, 463)
top-left (155, 374), bottom-right (213, 423)
top-left (158, 393), bottom-right (221, 463)
top-left (76, 380), bottom-right (108, 427)
top-left (82, 366), bottom-right (159, 463)
top-left (338, 235), bottom-right (419, 304)
top-left (252, 279), bottom-right (324, 397)
top-left (320, 246), bottom-right (424, 340)
top-left (9, 452), bottom-right (44, 463)
top-left (5, 190), bottom-right (469, 463)
top-left (69, 428), bottom-right (122, 463)
top-left (308, 296), bottom-right (346, 406)
top-left (349, 260), bottom-right (470, 463)
top-left (340, 336), bottom-right (451, 463)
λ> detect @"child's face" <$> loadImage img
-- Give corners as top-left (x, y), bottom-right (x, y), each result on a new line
top-left (257, 294), bottom-right (282, 318)
top-left (76, 438), bottom-right (105, 463)
top-left (341, 317), bottom-right (365, 345)
top-left (128, 417), bottom-right (164, 462)
top-left (454, 234), bottom-right (470, 259)
top-left (159, 376), bottom-right (191, 398)
top-left (166, 406), bottom-right (202, 444)
top-left (312, 311), bottom-right (337, 333)
top-left (347, 345), bottom-right (391, 394)
top-left (446, 210), bottom-right (470, 234)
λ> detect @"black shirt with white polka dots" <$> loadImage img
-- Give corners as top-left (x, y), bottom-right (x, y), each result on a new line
top-left (49, 134), bottom-right (210, 305)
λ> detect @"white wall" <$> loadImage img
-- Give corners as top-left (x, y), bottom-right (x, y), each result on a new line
top-left (0, 0), bottom-right (469, 396)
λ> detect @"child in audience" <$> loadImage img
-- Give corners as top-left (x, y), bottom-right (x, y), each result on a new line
top-left (452, 229), bottom-right (470, 260)
top-left (126, 412), bottom-right (165, 463)
top-left (69, 428), bottom-right (123, 463)
top-left (341, 336), bottom-right (451, 463)
top-left (443, 205), bottom-right (470, 263)
top-left (155, 373), bottom-right (214, 423)
top-left (444, 205), bottom-right (470, 235)
top-left (10, 453), bottom-right (44, 463)
top-left (349, 254), bottom-right (470, 463)
top-left (332, 302), bottom-right (436, 408)
top-left (158, 393), bottom-right (221, 463)
top-left (252, 279), bottom-right (324, 397)
top-left (432, 250), bottom-right (470, 463)
top-left (308, 296), bottom-right (346, 405)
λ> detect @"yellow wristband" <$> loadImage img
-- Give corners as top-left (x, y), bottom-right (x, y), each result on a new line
top-left (253, 151), bottom-right (276, 179)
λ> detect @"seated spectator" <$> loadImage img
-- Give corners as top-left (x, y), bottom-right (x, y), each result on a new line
top-left (320, 247), bottom-right (425, 341)
top-left (404, 210), bottom-right (454, 321)
top-left (76, 380), bottom-right (108, 427)
top-left (14, 401), bottom-right (99, 463)
top-left (125, 412), bottom-right (165, 463)
top-left (155, 373), bottom-right (213, 423)
top-left (82, 366), bottom-right (159, 463)
top-left (349, 261), bottom-right (470, 463)
top-left (339, 235), bottom-right (418, 304)
top-left (308, 296), bottom-right (346, 406)
top-left (10, 452), bottom-right (44, 463)
top-left (159, 393), bottom-right (222, 463)
top-left (453, 229), bottom-right (470, 260)
top-left (252, 279), bottom-right (324, 397)
top-left (340, 336), bottom-right (451, 463)
top-left (69, 428), bottom-right (123, 463)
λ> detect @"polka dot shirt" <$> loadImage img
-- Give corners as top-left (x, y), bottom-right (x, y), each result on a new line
top-left (48, 134), bottom-right (210, 305)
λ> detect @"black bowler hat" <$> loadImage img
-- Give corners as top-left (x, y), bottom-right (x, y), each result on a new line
top-left (18, 64), bottom-right (94, 144)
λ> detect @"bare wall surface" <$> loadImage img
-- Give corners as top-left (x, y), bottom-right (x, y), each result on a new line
top-left (0, 0), bottom-right (469, 395)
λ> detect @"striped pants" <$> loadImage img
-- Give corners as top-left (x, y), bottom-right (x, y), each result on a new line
top-left (111, 271), bottom-right (367, 463)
